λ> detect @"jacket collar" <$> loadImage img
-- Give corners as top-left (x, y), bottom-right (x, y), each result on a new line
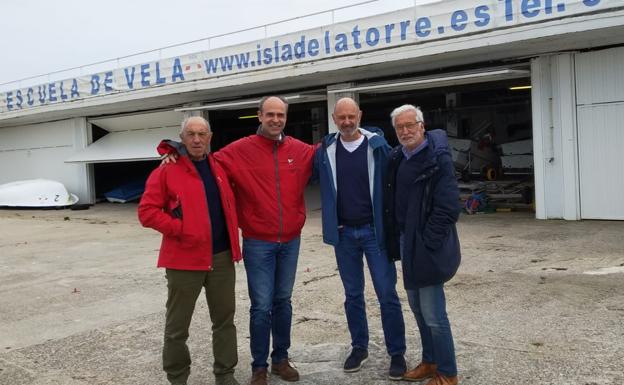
top-left (324, 127), bottom-right (385, 149)
top-left (391, 141), bottom-right (438, 173)
top-left (256, 125), bottom-right (286, 143)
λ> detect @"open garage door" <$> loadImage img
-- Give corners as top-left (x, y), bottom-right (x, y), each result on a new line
top-left (64, 110), bottom-right (183, 202)
top-left (175, 92), bottom-right (327, 151)
top-left (328, 67), bottom-right (530, 95)
top-left (349, 66), bottom-right (535, 212)
top-left (65, 110), bottom-right (183, 163)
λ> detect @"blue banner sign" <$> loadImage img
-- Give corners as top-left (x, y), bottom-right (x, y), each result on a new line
top-left (0, 0), bottom-right (617, 114)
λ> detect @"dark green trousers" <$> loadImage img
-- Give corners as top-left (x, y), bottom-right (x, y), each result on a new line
top-left (163, 250), bottom-right (237, 385)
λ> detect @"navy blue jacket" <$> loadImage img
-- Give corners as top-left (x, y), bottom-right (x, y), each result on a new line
top-left (312, 127), bottom-right (394, 258)
top-left (384, 130), bottom-right (461, 288)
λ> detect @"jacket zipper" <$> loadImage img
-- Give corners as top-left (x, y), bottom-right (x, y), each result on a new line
top-left (421, 180), bottom-right (431, 233)
top-left (274, 141), bottom-right (283, 242)
top-left (186, 162), bottom-right (213, 269)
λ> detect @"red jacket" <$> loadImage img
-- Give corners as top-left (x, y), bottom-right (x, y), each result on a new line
top-left (158, 134), bottom-right (316, 243)
top-left (138, 154), bottom-right (242, 270)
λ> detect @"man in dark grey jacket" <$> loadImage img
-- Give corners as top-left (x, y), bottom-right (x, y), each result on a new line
top-left (383, 104), bottom-right (461, 385)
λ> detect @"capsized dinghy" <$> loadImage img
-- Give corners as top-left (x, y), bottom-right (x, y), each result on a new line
top-left (0, 179), bottom-right (79, 207)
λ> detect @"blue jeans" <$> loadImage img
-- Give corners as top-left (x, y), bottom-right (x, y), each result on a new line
top-left (405, 286), bottom-right (457, 376)
top-left (334, 224), bottom-right (406, 356)
top-left (243, 237), bottom-right (300, 369)
top-left (401, 233), bottom-right (457, 376)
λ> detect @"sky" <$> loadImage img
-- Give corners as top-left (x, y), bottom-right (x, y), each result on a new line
top-left (0, 0), bottom-right (438, 87)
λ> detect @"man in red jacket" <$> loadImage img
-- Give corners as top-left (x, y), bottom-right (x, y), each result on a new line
top-left (159, 96), bottom-right (316, 385)
top-left (138, 116), bottom-right (242, 385)
top-left (218, 96), bottom-right (315, 385)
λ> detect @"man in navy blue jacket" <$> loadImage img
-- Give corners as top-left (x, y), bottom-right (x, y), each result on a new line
top-left (313, 97), bottom-right (406, 380)
top-left (383, 104), bottom-right (461, 385)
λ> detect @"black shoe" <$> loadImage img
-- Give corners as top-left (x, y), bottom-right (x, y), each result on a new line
top-left (388, 355), bottom-right (407, 380)
top-left (343, 348), bottom-right (368, 373)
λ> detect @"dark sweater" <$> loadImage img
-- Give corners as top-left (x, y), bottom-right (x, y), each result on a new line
top-left (192, 159), bottom-right (229, 254)
top-left (336, 137), bottom-right (373, 226)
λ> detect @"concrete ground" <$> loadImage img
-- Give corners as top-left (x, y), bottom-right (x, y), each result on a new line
top-left (0, 202), bottom-right (623, 385)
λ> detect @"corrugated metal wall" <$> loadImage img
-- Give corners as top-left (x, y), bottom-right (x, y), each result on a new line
top-left (576, 47), bottom-right (624, 220)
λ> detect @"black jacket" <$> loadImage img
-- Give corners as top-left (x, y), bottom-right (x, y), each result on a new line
top-left (383, 130), bottom-right (461, 289)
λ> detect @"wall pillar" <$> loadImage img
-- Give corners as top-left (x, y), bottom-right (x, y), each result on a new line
top-left (531, 53), bottom-right (580, 220)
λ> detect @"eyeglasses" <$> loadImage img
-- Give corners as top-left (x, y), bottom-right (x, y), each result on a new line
top-left (394, 121), bottom-right (422, 132)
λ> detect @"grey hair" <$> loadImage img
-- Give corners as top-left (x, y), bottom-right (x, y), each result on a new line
top-left (390, 104), bottom-right (424, 127)
top-left (180, 116), bottom-right (211, 136)
top-left (258, 95), bottom-right (289, 113)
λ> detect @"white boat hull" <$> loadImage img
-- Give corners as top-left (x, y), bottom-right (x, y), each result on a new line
top-left (0, 179), bottom-right (79, 207)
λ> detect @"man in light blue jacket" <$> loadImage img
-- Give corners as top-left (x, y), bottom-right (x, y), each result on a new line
top-left (312, 97), bottom-right (406, 380)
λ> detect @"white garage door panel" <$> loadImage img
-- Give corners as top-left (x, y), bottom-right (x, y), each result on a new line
top-left (576, 47), bottom-right (624, 105)
top-left (65, 126), bottom-right (179, 163)
top-left (0, 119), bottom-right (76, 151)
top-left (0, 146), bottom-right (83, 187)
top-left (90, 110), bottom-right (183, 132)
top-left (577, 103), bottom-right (624, 220)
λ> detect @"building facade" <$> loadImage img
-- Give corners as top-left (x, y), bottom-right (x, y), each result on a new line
top-left (1, 0), bottom-right (623, 219)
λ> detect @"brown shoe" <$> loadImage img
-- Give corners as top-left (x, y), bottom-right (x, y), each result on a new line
top-left (425, 372), bottom-right (458, 385)
top-left (250, 367), bottom-right (268, 385)
top-left (403, 362), bottom-right (437, 382)
top-left (271, 359), bottom-right (300, 382)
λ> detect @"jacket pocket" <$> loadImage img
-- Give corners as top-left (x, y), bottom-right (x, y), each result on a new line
top-left (176, 198), bottom-right (206, 247)
top-left (428, 235), bottom-right (460, 282)
top-left (168, 195), bottom-right (182, 218)
top-left (172, 203), bottom-right (183, 219)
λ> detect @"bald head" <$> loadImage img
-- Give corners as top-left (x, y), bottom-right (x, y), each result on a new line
top-left (335, 97), bottom-right (359, 112)
top-left (257, 95), bottom-right (288, 140)
top-left (332, 97), bottom-right (362, 141)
